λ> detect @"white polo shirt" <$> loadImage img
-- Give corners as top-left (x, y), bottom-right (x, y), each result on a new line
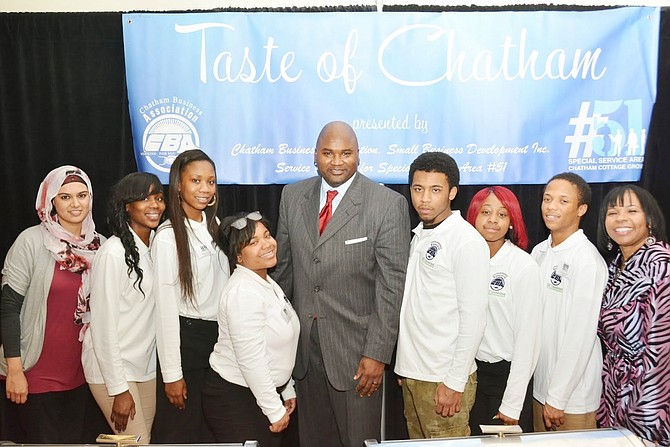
top-left (531, 229), bottom-right (607, 413)
top-left (476, 240), bottom-right (542, 419)
top-left (395, 210), bottom-right (490, 392)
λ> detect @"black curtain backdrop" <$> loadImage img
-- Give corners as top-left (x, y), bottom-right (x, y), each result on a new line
top-left (0, 5), bottom-right (668, 444)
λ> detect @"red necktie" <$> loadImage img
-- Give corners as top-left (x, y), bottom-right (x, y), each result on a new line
top-left (319, 190), bottom-right (338, 235)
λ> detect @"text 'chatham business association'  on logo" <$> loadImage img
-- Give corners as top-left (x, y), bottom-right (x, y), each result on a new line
top-left (139, 97), bottom-right (203, 172)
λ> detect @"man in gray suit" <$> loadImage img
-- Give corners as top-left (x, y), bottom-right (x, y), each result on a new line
top-left (274, 121), bottom-right (410, 447)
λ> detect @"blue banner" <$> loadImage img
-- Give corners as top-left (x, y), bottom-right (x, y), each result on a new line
top-left (122, 8), bottom-right (659, 185)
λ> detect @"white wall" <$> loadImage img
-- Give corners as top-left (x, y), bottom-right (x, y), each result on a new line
top-left (2, 0), bottom-right (669, 12)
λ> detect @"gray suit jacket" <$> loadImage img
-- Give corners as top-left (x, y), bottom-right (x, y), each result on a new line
top-left (273, 173), bottom-right (410, 391)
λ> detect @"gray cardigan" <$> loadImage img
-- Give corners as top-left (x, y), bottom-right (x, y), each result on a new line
top-left (1, 225), bottom-right (58, 375)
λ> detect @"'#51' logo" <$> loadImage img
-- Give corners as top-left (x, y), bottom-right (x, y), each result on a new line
top-left (565, 100), bottom-right (646, 158)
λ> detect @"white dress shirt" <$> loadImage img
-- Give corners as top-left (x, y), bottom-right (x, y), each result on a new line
top-left (319, 173), bottom-right (356, 213)
top-left (83, 229), bottom-right (156, 395)
top-left (152, 214), bottom-right (230, 383)
top-left (209, 265), bottom-right (300, 424)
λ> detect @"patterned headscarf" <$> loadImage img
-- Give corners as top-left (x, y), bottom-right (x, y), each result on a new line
top-left (36, 165), bottom-right (101, 331)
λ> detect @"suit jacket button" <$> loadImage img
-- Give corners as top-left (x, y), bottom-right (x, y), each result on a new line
top-left (313, 257), bottom-right (320, 263)
top-left (313, 286), bottom-right (320, 292)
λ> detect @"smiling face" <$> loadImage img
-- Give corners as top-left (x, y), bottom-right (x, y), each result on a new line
top-left (605, 190), bottom-right (649, 260)
top-left (314, 122), bottom-right (360, 188)
top-left (542, 178), bottom-right (587, 246)
top-left (127, 188), bottom-right (166, 239)
top-left (237, 222), bottom-right (277, 279)
top-left (410, 170), bottom-right (457, 226)
top-left (52, 181), bottom-right (91, 236)
top-left (179, 160), bottom-right (216, 221)
top-left (474, 192), bottom-right (510, 255)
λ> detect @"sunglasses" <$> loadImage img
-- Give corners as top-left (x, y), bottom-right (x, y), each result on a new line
top-left (230, 211), bottom-right (262, 230)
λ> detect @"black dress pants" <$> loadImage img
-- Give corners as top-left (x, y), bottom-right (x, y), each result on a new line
top-left (203, 368), bottom-right (283, 447)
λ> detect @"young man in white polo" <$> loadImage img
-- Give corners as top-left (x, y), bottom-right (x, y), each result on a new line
top-left (395, 152), bottom-right (490, 438)
top-left (531, 172), bottom-right (607, 431)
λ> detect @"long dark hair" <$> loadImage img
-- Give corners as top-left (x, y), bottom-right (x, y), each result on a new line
top-left (108, 172), bottom-right (164, 296)
top-left (597, 184), bottom-right (667, 252)
top-left (167, 149), bottom-right (220, 303)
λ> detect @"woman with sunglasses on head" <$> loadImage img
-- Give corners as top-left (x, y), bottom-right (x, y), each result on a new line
top-left (203, 211), bottom-right (299, 447)
top-left (82, 172), bottom-right (166, 442)
top-left (1, 166), bottom-right (104, 443)
top-left (466, 186), bottom-right (542, 434)
top-left (151, 150), bottom-right (230, 443)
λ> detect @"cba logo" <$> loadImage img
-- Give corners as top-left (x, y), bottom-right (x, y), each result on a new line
top-left (425, 242), bottom-right (441, 261)
top-left (139, 98), bottom-right (203, 173)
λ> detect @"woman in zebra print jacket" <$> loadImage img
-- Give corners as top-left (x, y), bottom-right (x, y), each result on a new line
top-left (596, 184), bottom-right (670, 446)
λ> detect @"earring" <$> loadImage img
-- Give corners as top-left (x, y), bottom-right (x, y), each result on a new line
top-left (646, 225), bottom-right (656, 246)
top-left (509, 225), bottom-right (513, 230)
top-left (207, 195), bottom-right (217, 207)
top-left (606, 239), bottom-right (613, 251)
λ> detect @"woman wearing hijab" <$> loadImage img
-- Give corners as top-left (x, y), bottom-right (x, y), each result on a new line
top-left (0, 165), bottom-right (104, 443)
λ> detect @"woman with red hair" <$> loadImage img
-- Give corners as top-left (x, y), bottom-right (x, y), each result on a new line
top-left (466, 186), bottom-right (542, 434)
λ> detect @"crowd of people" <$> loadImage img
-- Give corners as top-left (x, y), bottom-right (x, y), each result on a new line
top-left (0, 121), bottom-right (668, 447)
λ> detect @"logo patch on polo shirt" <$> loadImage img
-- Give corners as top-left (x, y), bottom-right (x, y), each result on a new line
top-left (549, 262), bottom-right (571, 289)
top-left (490, 273), bottom-right (506, 291)
top-left (425, 241), bottom-right (442, 261)
top-left (489, 272), bottom-right (508, 298)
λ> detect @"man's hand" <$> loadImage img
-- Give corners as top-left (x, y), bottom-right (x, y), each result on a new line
top-left (353, 356), bottom-right (385, 397)
top-left (543, 403), bottom-right (565, 429)
top-left (110, 391), bottom-right (136, 432)
top-left (165, 378), bottom-right (187, 410)
top-left (434, 383), bottom-right (462, 417)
